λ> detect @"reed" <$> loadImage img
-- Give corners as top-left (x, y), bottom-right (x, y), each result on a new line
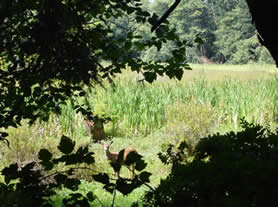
top-left (81, 72), bottom-right (278, 135)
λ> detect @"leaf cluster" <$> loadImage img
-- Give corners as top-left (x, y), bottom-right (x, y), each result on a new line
top-left (0, 0), bottom-right (189, 135)
top-left (0, 135), bottom-right (95, 206)
top-left (0, 135), bottom-right (151, 206)
top-left (93, 149), bottom-right (150, 196)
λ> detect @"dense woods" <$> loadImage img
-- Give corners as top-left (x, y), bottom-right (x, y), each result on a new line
top-left (138, 0), bottom-right (274, 64)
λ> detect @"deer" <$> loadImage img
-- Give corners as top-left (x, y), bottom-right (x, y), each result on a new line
top-left (84, 117), bottom-right (106, 142)
top-left (100, 140), bottom-right (138, 179)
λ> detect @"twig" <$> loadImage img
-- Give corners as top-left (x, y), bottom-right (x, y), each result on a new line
top-left (151, 0), bottom-right (181, 32)
top-left (95, 196), bottom-right (106, 207)
top-left (144, 183), bottom-right (155, 192)
top-left (112, 184), bottom-right (117, 207)
top-left (38, 166), bottom-right (99, 182)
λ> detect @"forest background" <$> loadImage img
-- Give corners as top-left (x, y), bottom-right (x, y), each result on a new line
top-left (119, 0), bottom-right (274, 64)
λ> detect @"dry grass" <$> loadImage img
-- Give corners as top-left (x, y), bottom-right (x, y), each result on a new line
top-left (117, 63), bottom-right (277, 83)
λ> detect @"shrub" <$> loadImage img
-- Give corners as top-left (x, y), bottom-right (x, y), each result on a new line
top-left (144, 120), bottom-right (278, 206)
top-left (163, 101), bottom-right (222, 157)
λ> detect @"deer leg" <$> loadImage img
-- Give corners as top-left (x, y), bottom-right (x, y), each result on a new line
top-left (126, 165), bottom-right (135, 179)
top-left (116, 169), bottom-right (121, 178)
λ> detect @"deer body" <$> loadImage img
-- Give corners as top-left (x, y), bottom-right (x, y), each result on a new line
top-left (102, 141), bottom-right (137, 178)
top-left (84, 119), bottom-right (106, 142)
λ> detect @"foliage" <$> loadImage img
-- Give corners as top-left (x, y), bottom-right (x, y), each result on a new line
top-left (165, 101), bottom-right (220, 140)
top-left (0, 0), bottom-right (189, 133)
top-left (231, 35), bottom-right (260, 64)
top-left (147, 0), bottom-right (275, 64)
top-left (0, 135), bottom-right (94, 206)
top-left (257, 47), bottom-right (276, 64)
top-left (0, 135), bottom-right (150, 206)
top-left (214, 4), bottom-right (256, 64)
top-left (161, 101), bottom-right (221, 161)
top-left (144, 120), bottom-right (278, 206)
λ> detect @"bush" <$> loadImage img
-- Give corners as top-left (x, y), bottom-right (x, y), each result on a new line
top-left (144, 120), bottom-right (278, 206)
top-left (163, 101), bottom-right (221, 157)
top-left (257, 47), bottom-right (276, 64)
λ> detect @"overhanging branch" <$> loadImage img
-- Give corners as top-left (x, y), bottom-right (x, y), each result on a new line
top-left (151, 0), bottom-right (182, 32)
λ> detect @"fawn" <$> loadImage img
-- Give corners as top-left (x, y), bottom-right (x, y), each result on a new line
top-left (101, 140), bottom-right (138, 178)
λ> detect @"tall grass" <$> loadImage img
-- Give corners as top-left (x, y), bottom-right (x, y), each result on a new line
top-left (77, 74), bottom-right (278, 136)
top-left (86, 81), bottom-right (171, 135)
top-left (29, 67), bottom-right (277, 138)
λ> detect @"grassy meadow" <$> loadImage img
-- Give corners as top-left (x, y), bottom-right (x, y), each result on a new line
top-left (1, 64), bottom-right (278, 206)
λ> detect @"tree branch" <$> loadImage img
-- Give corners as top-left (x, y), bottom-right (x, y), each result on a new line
top-left (151, 0), bottom-right (182, 32)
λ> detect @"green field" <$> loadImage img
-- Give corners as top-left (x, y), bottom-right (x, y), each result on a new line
top-left (1, 64), bottom-right (278, 206)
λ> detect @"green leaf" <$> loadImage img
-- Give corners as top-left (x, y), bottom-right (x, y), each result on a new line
top-left (133, 35), bottom-right (143, 39)
top-left (135, 159), bottom-right (147, 171)
top-left (103, 183), bottom-right (115, 194)
top-left (125, 151), bottom-right (141, 166)
top-left (166, 70), bottom-right (174, 79)
top-left (2, 163), bottom-right (18, 184)
top-left (144, 72), bottom-right (157, 83)
top-left (154, 41), bottom-right (162, 51)
top-left (175, 69), bottom-right (184, 80)
top-left (86, 192), bottom-right (96, 202)
top-left (64, 178), bottom-right (81, 191)
top-left (38, 149), bottom-right (53, 161)
top-left (0, 132), bottom-right (8, 137)
top-left (83, 153), bottom-right (95, 164)
top-left (166, 31), bottom-right (177, 40)
top-left (110, 162), bottom-right (122, 173)
top-left (134, 42), bottom-right (145, 51)
top-left (116, 179), bottom-right (133, 195)
top-left (64, 154), bottom-right (79, 165)
top-left (139, 171), bottom-right (151, 183)
top-left (92, 173), bottom-right (110, 185)
top-left (76, 145), bottom-right (89, 156)
top-left (79, 91), bottom-right (86, 96)
top-left (124, 41), bottom-right (132, 50)
top-left (63, 193), bottom-right (89, 206)
top-left (194, 36), bottom-right (204, 44)
top-left (58, 135), bottom-right (75, 154)
top-left (40, 160), bottom-right (54, 170)
top-left (54, 174), bottom-right (68, 185)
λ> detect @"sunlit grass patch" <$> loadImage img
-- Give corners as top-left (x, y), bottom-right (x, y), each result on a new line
top-left (190, 63), bottom-right (277, 72)
top-left (184, 64), bottom-right (277, 81)
top-left (116, 63), bottom-right (277, 82)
